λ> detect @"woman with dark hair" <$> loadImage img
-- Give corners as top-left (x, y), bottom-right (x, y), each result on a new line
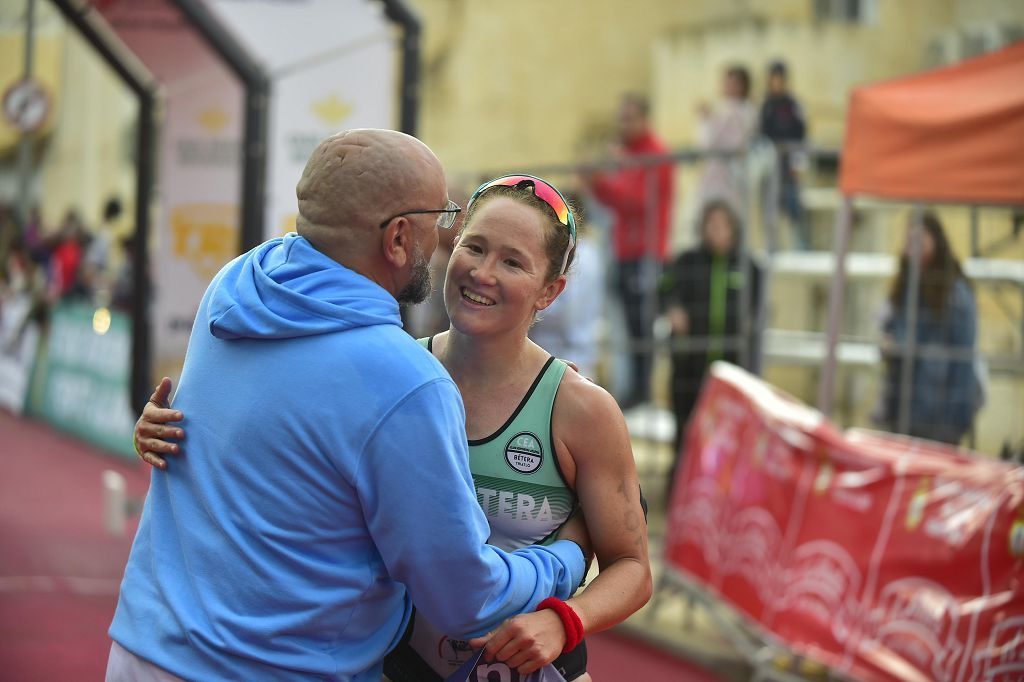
top-left (661, 200), bottom-right (762, 497)
top-left (876, 211), bottom-right (979, 445)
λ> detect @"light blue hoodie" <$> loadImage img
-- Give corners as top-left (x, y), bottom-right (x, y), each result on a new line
top-left (110, 234), bottom-right (585, 681)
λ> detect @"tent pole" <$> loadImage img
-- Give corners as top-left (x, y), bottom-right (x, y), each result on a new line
top-left (745, 147), bottom-right (763, 375)
top-left (642, 161), bottom-right (658, 405)
top-left (897, 206), bottom-right (925, 435)
top-left (970, 206), bottom-right (979, 257)
top-left (816, 197), bottom-right (853, 416)
top-left (765, 144), bottom-right (781, 254)
top-left (15, 0), bottom-right (36, 225)
top-left (379, 0), bottom-right (421, 136)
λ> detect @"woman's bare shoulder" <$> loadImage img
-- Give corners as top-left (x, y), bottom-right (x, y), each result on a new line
top-left (553, 368), bottom-right (630, 454)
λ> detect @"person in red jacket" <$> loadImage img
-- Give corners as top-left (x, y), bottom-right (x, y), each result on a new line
top-left (582, 93), bottom-right (675, 408)
top-left (49, 211), bottom-right (87, 299)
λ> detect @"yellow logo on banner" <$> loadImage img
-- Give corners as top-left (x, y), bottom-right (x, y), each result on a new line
top-left (278, 213), bottom-right (298, 237)
top-left (170, 204), bottom-right (238, 281)
top-left (198, 107), bottom-right (230, 134)
top-left (812, 446), bottom-right (832, 495)
top-left (905, 478), bottom-right (931, 532)
top-left (1011, 507), bottom-right (1024, 559)
top-left (813, 462), bottom-right (833, 495)
top-left (312, 94), bottom-right (353, 126)
top-left (753, 433), bottom-right (769, 467)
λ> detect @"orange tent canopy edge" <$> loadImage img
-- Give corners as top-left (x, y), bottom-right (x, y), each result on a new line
top-left (839, 41), bottom-right (1024, 206)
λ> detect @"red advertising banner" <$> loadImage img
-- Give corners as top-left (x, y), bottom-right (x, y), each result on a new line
top-left (665, 363), bottom-right (1024, 682)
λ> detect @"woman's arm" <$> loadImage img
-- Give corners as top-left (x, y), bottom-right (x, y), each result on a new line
top-left (133, 377), bottom-right (185, 469)
top-left (471, 372), bottom-right (652, 672)
top-left (556, 375), bottom-right (652, 631)
top-left (945, 280), bottom-right (978, 434)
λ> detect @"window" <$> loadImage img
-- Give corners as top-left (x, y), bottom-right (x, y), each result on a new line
top-left (813, 0), bottom-right (877, 25)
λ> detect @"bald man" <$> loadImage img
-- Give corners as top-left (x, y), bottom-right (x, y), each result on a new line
top-left (107, 130), bottom-right (587, 682)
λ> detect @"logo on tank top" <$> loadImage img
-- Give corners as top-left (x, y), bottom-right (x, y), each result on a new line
top-left (438, 635), bottom-right (474, 669)
top-left (505, 432), bottom-right (543, 474)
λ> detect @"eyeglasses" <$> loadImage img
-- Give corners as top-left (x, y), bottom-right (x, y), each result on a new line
top-left (379, 199), bottom-right (462, 230)
top-left (467, 174), bottom-right (577, 275)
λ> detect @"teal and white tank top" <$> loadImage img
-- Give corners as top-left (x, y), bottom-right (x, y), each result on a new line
top-left (397, 337), bottom-right (577, 678)
top-left (420, 335), bottom-right (576, 550)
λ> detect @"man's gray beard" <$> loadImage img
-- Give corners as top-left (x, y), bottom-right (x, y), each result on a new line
top-left (396, 251), bottom-right (433, 305)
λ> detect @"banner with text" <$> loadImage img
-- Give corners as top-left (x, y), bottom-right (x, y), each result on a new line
top-left (98, 0), bottom-right (399, 384)
top-left (665, 362), bottom-right (1024, 682)
top-left (99, 0), bottom-right (245, 383)
top-left (27, 301), bottom-right (136, 459)
top-left (207, 0), bottom-right (396, 240)
top-left (0, 292), bottom-right (40, 414)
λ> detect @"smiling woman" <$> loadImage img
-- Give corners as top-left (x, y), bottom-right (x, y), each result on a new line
top-left (445, 197), bottom-right (566, 338)
top-left (389, 174), bottom-right (651, 681)
top-left (464, 175), bottom-right (577, 279)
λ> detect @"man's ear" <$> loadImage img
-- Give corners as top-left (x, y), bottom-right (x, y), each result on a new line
top-left (535, 275), bottom-right (567, 312)
top-left (381, 217), bottom-right (412, 269)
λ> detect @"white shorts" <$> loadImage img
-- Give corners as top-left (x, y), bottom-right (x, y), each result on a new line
top-left (106, 641), bottom-right (188, 682)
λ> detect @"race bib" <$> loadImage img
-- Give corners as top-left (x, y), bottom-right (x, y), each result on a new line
top-left (444, 651), bottom-right (567, 682)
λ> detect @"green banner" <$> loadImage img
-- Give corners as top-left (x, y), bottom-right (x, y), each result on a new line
top-left (29, 300), bottom-right (136, 459)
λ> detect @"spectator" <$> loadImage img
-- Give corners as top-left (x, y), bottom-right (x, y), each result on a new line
top-left (22, 204), bottom-right (49, 265)
top-left (582, 93), bottom-right (674, 408)
top-left (529, 198), bottom-right (604, 379)
top-left (875, 211), bottom-right (978, 445)
top-left (698, 65), bottom-right (757, 209)
top-left (111, 235), bottom-right (137, 311)
top-left (0, 201), bottom-right (14, 270)
top-left (661, 200), bottom-right (762, 497)
top-left (48, 211), bottom-right (88, 300)
top-left (760, 60), bottom-right (808, 249)
top-left (82, 196), bottom-right (122, 295)
top-left (1, 233), bottom-right (48, 352)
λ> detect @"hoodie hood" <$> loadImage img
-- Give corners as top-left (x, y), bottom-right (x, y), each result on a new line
top-left (208, 233), bottom-right (400, 340)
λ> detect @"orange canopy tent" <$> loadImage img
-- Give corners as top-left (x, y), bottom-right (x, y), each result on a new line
top-left (819, 42), bottom-right (1024, 417)
top-left (840, 40), bottom-right (1024, 206)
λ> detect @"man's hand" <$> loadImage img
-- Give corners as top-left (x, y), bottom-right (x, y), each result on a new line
top-left (557, 359), bottom-right (596, 385)
top-left (134, 377), bottom-right (185, 470)
top-left (555, 507), bottom-right (593, 563)
top-left (467, 609), bottom-right (566, 675)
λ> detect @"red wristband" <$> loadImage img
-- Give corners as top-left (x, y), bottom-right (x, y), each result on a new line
top-left (536, 597), bottom-right (584, 653)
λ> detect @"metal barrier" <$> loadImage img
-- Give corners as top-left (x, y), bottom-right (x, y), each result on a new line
top-left (439, 142), bottom-right (1024, 480)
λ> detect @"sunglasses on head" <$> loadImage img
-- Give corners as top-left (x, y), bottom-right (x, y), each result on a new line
top-left (467, 174), bottom-right (577, 275)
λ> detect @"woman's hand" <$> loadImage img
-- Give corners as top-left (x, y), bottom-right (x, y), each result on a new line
top-left (467, 609), bottom-right (566, 675)
top-left (134, 377), bottom-right (185, 470)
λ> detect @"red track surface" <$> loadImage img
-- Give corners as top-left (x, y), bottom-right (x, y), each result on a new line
top-left (0, 410), bottom-right (720, 681)
top-left (0, 410), bottom-right (150, 681)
